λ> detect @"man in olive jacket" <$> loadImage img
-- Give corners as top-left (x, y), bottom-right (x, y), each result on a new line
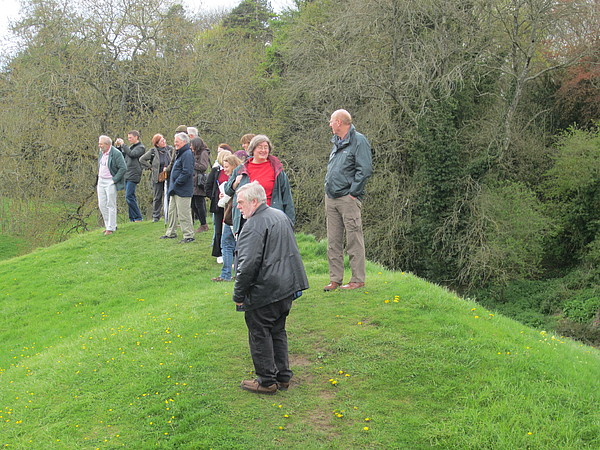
top-left (324, 109), bottom-right (373, 291)
top-left (233, 182), bottom-right (309, 395)
top-left (97, 135), bottom-right (126, 235)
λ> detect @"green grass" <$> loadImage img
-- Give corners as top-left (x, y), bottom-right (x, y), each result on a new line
top-left (0, 221), bottom-right (598, 448)
top-left (0, 234), bottom-right (26, 261)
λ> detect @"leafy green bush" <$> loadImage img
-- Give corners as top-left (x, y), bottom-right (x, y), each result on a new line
top-left (563, 290), bottom-right (600, 323)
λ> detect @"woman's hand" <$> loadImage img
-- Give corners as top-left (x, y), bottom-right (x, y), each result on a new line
top-left (233, 174), bottom-right (243, 189)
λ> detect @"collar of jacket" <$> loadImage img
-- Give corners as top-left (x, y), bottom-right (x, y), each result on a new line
top-left (331, 124), bottom-right (356, 150)
top-left (249, 202), bottom-right (269, 219)
top-left (239, 154), bottom-right (284, 177)
top-left (176, 143), bottom-right (190, 155)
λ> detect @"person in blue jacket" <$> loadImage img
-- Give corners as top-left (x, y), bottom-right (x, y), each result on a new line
top-left (160, 132), bottom-right (195, 243)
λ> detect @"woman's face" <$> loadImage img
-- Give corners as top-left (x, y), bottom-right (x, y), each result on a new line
top-left (158, 136), bottom-right (166, 147)
top-left (253, 141), bottom-right (270, 163)
top-left (223, 161), bottom-right (233, 176)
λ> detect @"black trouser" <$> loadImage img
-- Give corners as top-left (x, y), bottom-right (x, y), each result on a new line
top-left (244, 297), bottom-right (293, 387)
top-left (191, 195), bottom-right (207, 225)
top-left (211, 208), bottom-right (224, 257)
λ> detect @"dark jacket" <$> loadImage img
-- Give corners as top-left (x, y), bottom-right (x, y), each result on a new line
top-left (119, 142), bottom-right (146, 184)
top-left (97, 146), bottom-right (127, 191)
top-left (193, 147), bottom-right (210, 196)
top-left (233, 203), bottom-right (309, 311)
top-left (205, 165), bottom-right (223, 213)
top-left (168, 143), bottom-right (194, 198)
top-left (224, 155), bottom-right (295, 234)
top-left (140, 146), bottom-right (173, 183)
top-left (325, 124), bottom-right (373, 200)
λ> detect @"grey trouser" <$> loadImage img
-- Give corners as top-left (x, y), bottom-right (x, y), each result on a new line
top-left (325, 194), bottom-right (366, 284)
top-left (165, 194), bottom-right (194, 239)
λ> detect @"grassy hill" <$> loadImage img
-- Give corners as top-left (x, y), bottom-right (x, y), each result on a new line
top-left (0, 221), bottom-right (598, 449)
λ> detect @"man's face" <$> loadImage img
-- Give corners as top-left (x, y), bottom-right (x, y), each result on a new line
top-left (329, 114), bottom-right (342, 136)
top-left (236, 192), bottom-right (257, 219)
top-left (174, 136), bottom-right (183, 150)
top-left (127, 133), bottom-right (138, 144)
top-left (98, 140), bottom-right (110, 153)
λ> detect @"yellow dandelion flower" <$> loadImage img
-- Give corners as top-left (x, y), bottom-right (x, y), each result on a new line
top-left (384, 300), bottom-right (390, 303)
top-left (363, 426), bottom-right (369, 431)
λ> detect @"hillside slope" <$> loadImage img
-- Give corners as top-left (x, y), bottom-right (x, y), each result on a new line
top-left (0, 221), bottom-right (598, 448)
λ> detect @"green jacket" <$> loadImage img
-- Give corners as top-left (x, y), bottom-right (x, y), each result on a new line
top-left (224, 155), bottom-right (295, 234)
top-left (98, 146), bottom-right (127, 191)
top-left (325, 125), bottom-right (373, 200)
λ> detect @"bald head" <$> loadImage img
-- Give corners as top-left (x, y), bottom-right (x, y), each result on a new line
top-left (329, 109), bottom-right (353, 138)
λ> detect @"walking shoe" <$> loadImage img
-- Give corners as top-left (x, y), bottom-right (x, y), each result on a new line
top-left (240, 379), bottom-right (277, 395)
top-left (340, 282), bottom-right (365, 290)
top-left (195, 224), bottom-right (209, 233)
top-left (323, 282), bottom-right (340, 292)
top-left (160, 234), bottom-right (177, 239)
top-left (179, 238), bottom-right (195, 244)
top-left (277, 381), bottom-right (290, 391)
top-left (103, 230), bottom-right (114, 235)
top-left (211, 276), bottom-right (232, 282)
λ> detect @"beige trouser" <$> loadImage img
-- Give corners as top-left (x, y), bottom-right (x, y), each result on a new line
top-left (325, 195), bottom-right (366, 284)
top-left (165, 195), bottom-right (194, 239)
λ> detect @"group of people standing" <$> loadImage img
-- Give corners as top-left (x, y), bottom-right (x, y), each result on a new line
top-left (95, 109), bottom-right (373, 395)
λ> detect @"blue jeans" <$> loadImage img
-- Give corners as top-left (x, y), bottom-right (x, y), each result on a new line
top-left (126, 181), bottom-right (143, 221)
top-left (220, 224), bottom-right (236, 280)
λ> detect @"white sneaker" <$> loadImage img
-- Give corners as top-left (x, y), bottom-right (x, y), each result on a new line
top-left (217, 257), bottom-right (223, 264)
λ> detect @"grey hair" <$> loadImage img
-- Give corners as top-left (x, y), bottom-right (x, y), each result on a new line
top-left (187, 126), bottom-right (198, 136)
top-left (247, 134), bottom-right (273, 157)
top-left (237, 181), bottom-right (267, 206)
top-left (99, 135), bottom-right (112, 146)
top-left (174, 132), bottom-right (190, 144)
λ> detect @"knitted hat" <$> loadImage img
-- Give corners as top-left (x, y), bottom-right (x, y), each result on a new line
top-left (175, 125), bottom-right (188, 133)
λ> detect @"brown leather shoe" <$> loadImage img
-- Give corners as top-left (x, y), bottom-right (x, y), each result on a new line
top-left (195, 224), bottom-right (209, 233)
top-left (277, 381), bottom-right (290, 391)
top-left (240, 379), bottom-right (277, 395)
top-left (340, 282), bottom-right (365, 290)
top-left (323, 282), bottom-right (341, 292)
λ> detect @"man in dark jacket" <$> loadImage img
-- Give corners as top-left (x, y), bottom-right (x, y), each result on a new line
top-left (160, 132), bottom-right (195, 243)
top-left (116, 130), bottom-right (145, 222)
top-left (323, 109), bottom-right (373, 291)
top-left (234, 182), bottom-right (309, 394)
